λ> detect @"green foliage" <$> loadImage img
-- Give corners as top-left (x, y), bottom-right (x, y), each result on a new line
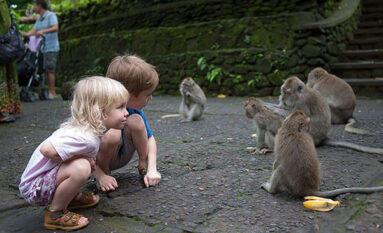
top-left (197, 56), bottom-right (242, 85)
top-left (247, 72), bottom-right (263, 86)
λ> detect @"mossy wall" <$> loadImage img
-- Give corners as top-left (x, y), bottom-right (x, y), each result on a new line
top-left (56, 0), bottom-right (354, 96)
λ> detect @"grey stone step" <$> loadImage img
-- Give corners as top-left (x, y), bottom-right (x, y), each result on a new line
top-left (354, 28), bottom-right (383, 35)
top-left (331, 61), bottom-right (383, 70)
top-left (348, 37), bottom-right (383, 45)
top-left (363, 7), bottom-right (383, 13)
top-left (343, 78), bottom-right (383, 86)
top-left (342, 49), bottom-right (383, 58)
top-left (358, 21), bottom-right (383, 28)
top-left (360, 13), bottom-right (383, 20)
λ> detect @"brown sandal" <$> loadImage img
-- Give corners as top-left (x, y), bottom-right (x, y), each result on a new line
top-left (44, 208), bottom-right (89, 230)
top-left (67, 192), bottom-right (100, 210)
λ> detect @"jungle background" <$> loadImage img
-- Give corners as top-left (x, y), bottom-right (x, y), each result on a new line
top-left (9, 0), bottom-right (361, 96)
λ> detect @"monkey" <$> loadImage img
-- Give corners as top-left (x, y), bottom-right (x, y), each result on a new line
top-left (160, 77), bottom-right (206, 122)
top-left (178, 77), bottom-right (206, 122)
top-left (279, 76), bottom-right (383, 154)
top-left (61, 81), bottom-right (76, 100)
top-left (244, 97), bottom-right (283, 153)
top-left (261, 110), bottom-right (383, 198)
top-left (279, 76), bottom-right (331, 146)
top-left (307, 67), bottom-right (372, 135)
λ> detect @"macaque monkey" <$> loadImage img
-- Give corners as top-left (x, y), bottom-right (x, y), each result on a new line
top-left (279, 76), bottom-right (383, 154)
top-left (262, 110), bottom-right (383, 197)
top-left (279, 76), bottom-right (331, 146)
top-left (161, 77), bottom-right (206, 122)
top-left (179, 77), bottom-right (206, 122)
top-left (244, 97), bottom-right (283, 153)
top-left (307, 67), bottom-right (372, 135)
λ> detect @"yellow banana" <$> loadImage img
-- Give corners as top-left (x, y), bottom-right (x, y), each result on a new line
top-left (303, 196), bottom-right (340, 212)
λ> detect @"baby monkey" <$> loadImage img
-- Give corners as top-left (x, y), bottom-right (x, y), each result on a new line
top-left (244, 97), bottom-right (283, 154)
top-left (179, 77), bottom-right (206, 122)
top-left (262, 110), bottom-right (383, 198)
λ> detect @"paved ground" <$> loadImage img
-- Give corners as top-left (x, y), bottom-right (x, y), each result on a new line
top-left (0, 96), bottom-right (382, 233)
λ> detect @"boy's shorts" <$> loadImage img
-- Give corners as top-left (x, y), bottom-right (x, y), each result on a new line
top-left (109, 129), bottom-right (136, 170)
top-left (24, 165), bottom-right (60, 206)
top-left (43, 52), bottom-right (59, 73)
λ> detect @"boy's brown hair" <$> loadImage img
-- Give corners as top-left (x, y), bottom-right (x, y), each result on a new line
top-left (106, 55), bottom-right (159, 96)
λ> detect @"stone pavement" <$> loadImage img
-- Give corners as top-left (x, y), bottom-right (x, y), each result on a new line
top-left (0, 96), bottom-right (382, 233)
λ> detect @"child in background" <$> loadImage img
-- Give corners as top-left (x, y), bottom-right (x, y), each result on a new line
top-left (94, 55), bottom-right (161, 192)
top-left (19, 76), bottom-right (129, 230)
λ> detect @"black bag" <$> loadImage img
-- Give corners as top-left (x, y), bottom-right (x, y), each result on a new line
top-left (0, 19), bottom-right (25, 64)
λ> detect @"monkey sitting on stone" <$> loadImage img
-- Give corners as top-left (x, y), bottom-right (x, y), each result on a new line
top-left (261, 110), bottom-right (383, 197)
top-left (244, 97), bottom-right (283, 154)
top-left (278, 76), bottom-right (383, 154)
top-left (307, 67), bottom-right (372, 135)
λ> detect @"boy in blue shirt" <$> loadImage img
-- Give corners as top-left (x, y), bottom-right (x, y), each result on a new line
top-left (94, 55), bottom-right (161, 191)
top-left (23, 0), bottom-right (59, 99)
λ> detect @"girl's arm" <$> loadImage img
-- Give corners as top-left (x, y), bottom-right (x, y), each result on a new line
top-left (40, 140), bottom-right (63, 162)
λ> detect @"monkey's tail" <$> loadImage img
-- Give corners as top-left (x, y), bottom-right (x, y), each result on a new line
top-left (344, 118), bottom-right (374, 136)
top-left (161, 114), bottom-right (180, 119)
top-left (325, 139), bottom-right (383, 154)
top-left (314, 186), bottom-right (383, 198)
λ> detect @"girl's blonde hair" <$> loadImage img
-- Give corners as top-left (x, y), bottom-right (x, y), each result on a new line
top-left (62, 76), bottom-right (129, 136)
top-left (106, 55), bottom-right (159, 96)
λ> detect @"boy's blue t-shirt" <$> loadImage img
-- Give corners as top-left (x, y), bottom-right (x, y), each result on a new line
top-left (127, 108), bottom-right (153, 138)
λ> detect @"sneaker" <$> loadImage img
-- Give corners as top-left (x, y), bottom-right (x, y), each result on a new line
top-left (48, 93), bottom-right (57, 100)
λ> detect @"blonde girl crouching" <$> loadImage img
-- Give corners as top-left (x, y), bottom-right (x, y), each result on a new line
top-left (19, 76), bottom-right (129, 230)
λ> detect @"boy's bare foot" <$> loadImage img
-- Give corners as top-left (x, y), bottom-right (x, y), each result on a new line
top-left (96, 174), bottom-right (118, 192)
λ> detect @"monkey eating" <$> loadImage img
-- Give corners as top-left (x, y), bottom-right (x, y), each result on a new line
top-left (278, 76), bottom-right (383, 154)
top-left (261, 110), bottom-right (383, 198)
top-left (307, 67), bottom-right (372, 135)
top-left (161, 77), bottom-right (206, 122)
top-left (244, 97), bottom-right (283, 154)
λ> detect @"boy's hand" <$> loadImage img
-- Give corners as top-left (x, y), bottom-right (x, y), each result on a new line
top-left (144, 170), bottom-right (161, 187)
top-left (97, 174), bottom-right (118, 192)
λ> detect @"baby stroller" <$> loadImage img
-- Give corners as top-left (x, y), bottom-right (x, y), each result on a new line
top-left (17, 36), bottom-right (48, 102)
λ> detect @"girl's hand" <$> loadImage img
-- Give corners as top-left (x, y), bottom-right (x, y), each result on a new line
top-left (85, 157), bottom-right (96, 172)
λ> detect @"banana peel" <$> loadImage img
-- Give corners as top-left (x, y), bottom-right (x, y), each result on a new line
top-left (303, 196), bottom-right (340, 212)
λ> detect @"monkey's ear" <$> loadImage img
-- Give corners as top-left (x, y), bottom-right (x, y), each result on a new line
top-left (297, 84), bottom-right (304, 93)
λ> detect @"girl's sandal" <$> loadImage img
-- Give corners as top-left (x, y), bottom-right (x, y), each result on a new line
top-left (44, 208), bottom-right (89, 230)
top-left (67, 192), bottom-right (100, 210)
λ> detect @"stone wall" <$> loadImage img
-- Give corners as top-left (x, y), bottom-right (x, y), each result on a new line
top-left (56, 0), bottom-right (356, 97)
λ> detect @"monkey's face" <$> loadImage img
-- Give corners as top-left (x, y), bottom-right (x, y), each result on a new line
top-left (244, 98), bottom-right (261, 119)
top-left (280, 78), bottom-right (304, 107)
top-left (180, 77), bottom-right (195, 93)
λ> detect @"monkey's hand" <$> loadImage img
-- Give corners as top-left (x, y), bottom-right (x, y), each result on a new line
top-left (144, 170), bottom-right (161, 187)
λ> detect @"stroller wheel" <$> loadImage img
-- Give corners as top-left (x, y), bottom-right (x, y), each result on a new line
top-left (20, 89), bottom-right (36, 102)
top-left (39, 89), bottom-right (49, 100)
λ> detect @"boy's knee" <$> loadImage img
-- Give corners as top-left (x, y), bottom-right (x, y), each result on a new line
top-left (127, 114), bottom-right (146, 133)
top-left (101, 128), bottom-right (122, 146)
